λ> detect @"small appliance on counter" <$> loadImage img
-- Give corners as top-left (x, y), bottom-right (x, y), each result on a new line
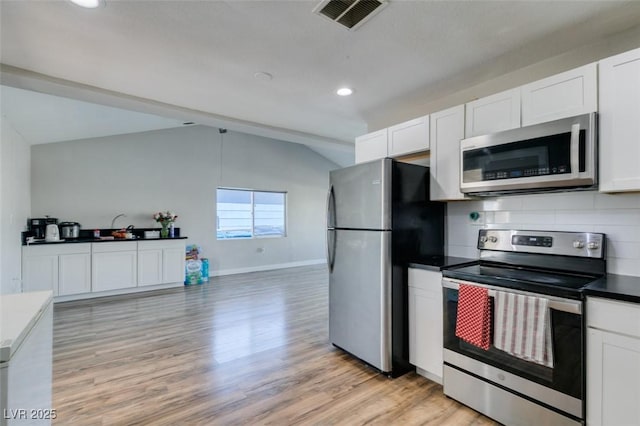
top-left (59, 222), bottom-right (81, 239)
top-left (45, 224), bottom-right (61, 242)
top-left (27, 217), bottom-right (58, 240)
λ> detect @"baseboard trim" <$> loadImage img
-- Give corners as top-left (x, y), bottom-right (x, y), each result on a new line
top-left (211, 259), bottom-right (326, 277)
top-left (54, 281), bottom-right (184, 303)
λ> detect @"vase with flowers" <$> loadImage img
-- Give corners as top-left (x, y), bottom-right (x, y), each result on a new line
top-left (153, 211), bottom-right (178, 238)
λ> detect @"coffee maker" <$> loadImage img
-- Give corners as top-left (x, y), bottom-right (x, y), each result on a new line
top-left (28, 217), bottom-right (58, 239)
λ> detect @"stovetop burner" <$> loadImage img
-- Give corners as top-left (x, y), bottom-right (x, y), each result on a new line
top-left (443, 229), bottom-right (606, 299)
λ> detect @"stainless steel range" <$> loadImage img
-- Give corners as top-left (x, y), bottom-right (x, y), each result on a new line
top-left (442, 229), bottom-right (606, 426)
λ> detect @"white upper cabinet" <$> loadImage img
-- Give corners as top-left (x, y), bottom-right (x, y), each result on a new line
top-left (430, 105), bottom-right (466, 201)
top-left (355, 128), bottom-right (388, 164)
top-left (598, 47), bottom-right (640, 193)
top-left (465, 88), bottom-right (521, 137)
top-left (521, 63), bottom-right (597, 126)
top-left (387, 115), bottom-right (430, 157)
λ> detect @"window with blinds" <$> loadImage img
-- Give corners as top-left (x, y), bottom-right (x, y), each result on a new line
top-left (216, 188), bottom-right (287, 239)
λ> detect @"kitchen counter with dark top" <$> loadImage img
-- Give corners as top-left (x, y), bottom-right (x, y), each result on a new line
top-left (584, 274), bottom-right (640, 304)
top-left (407, 256), bottom-right (477, 272)
top-left (23, 227), bottom-right (185, 245)
top-left (25, 236), bottom-right (188, 245)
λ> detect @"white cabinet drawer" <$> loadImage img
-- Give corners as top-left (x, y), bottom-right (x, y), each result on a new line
top-left (23, 243), bottom-right (91, 256)
top-left (138, 240), bottom-right (185, 251)
top-left (92, 241), bottom-right (137, 253)
top-left (587, 297), bottom-right (640, 338)
top-left (408, 268), bottom-right (442, 293)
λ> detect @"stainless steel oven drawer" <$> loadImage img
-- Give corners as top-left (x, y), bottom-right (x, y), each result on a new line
top-left (444, 365), bottom-right (581, 426)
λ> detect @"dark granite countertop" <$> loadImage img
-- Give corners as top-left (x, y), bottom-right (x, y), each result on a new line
top-left (407, 256), bottom-right (477, 272)
top-left (584, 274), bottom-right (640, 304)
top-left (25, 236), bottom-right (187, 246)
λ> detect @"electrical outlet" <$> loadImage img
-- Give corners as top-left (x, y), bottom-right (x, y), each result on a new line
top-left (468, 211), bottom-right (485, 226)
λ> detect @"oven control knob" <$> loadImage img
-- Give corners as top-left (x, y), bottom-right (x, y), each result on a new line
top-left (588, 241), bottom-right (600, 250)
top-left (573, 241), bottom-right (585, 249)
top-left (479, 236), bottom-right (488, 243)
top-left (488, 236), bottom-right (498, 243)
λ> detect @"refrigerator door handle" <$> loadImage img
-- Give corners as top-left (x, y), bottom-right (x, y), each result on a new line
top-left (327, 185), bottom-right (336, 229)
top-left (327, 185), bottom-right (337, 272)
top-left (327, 229), bottom-right (336, 272)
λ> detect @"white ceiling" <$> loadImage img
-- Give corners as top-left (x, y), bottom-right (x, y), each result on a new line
top-left (2, 0), bottom-right (640, 167)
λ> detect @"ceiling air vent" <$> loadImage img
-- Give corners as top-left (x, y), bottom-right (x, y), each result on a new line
top-left (313, 0), bottom-right (388, 31)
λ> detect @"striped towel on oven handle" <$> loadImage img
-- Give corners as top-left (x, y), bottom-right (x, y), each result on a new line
top-left (493, 290), bottom-right (554, 368)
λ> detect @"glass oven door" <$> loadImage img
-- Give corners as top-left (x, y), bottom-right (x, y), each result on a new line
top-left (442, 278), bottom-right (583, 402)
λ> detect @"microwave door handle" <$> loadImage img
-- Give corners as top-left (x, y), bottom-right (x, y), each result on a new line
top-left (570, 123), bottom-right (581, 177)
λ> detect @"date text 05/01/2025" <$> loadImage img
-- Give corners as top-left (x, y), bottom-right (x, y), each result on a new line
top-left (3, 409), bottom-right (57, 420)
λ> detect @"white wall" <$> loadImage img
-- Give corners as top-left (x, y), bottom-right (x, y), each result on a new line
top-left (31, 125), bottom-right (337, 275)
top-left (368, 24), bottom-right (640, 131)
top-left (447, 192), bottom-right (640, 277)
top-left (0, 114), bottom-right (31, 294)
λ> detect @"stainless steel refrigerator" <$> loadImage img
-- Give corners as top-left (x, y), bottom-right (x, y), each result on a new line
top-left (327, 158), bottom-right (445, 376)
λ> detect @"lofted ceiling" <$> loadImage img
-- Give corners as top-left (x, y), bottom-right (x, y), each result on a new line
top-left (1, 0), bottom-right (640, 167)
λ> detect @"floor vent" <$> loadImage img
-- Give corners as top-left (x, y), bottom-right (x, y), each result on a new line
top-left (313, 0), bottom-right (388, 31)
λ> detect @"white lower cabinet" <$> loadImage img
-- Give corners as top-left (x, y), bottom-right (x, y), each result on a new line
top-left (58, 252), bottom-right (91, 295)
top-left (138, 240), bottom-right (186, 286)
top-left (138, 248), bottom-right (163, 286)
top-left (408, 267), bottom-right (443, 383)
top-left (22, 243), bottom-right (92, 296)
top-left (23, 240), bottom-right (186, 299)
top-left (587, 297), bottom-right (640, 426)
top-left (22, 253), bottom-right (58, 295)
top-left (92, 242), bottom-right (138, 292)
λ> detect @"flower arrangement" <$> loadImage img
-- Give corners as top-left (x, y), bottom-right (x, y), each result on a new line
top-left (153, 211), bottom-right (178, 224)
top-left (153, 211), bottom-right (178, 238)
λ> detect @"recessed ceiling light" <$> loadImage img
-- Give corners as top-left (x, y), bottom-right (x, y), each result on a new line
top-left (69, 0), bottom-right (104, 8)
top-left (337, 87), bottom-right (353, 96)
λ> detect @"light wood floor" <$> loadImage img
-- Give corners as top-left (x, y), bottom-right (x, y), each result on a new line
top-left (52, 265), bottom-right (496, 425)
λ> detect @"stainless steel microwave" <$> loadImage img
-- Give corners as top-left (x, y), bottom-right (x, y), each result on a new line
top-left (460, 113), bottom-right (597, 195)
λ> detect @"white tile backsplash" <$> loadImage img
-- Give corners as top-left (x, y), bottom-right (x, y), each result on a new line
top-left (447, 191), bottom-right (640, 277)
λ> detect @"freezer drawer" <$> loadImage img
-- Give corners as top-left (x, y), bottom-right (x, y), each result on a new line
top-left (328, 229), bottom-right (392, 371)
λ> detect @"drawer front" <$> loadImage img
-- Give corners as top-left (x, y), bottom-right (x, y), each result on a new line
top-left (587, 297), bottom-right (640, 338)
top-left (23, 243), bottom-right (91, 256)
top-left (92, 241), bottom-right (138, 253)
top-left (138, 240), bottom-right (185, 251)
top-left (408, 268), bottom-right (442, 293)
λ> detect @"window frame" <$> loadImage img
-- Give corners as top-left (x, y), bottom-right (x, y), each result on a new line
top-left (216, 187), bottom-right (287, 240)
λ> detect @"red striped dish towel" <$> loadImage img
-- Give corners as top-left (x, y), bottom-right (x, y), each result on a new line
top-left (455, 284), bottom-right (491, 350)
top-left (494, 291), bottom-right (554, 367)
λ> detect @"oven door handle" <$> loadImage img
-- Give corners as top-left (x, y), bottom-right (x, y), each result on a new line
top-left (442, 278), bottom-right (582, 315)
